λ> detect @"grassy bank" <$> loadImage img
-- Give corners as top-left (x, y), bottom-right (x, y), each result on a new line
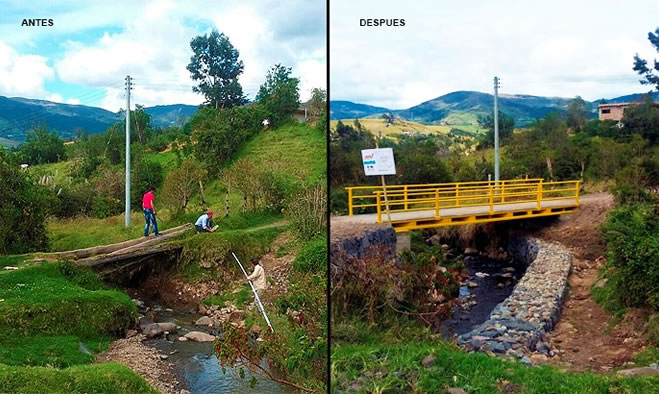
top-left (0, 363), bottom-right (157, 394)
top-left (332, 340), bottom-right (659, 393)
top-left (0, 262), bottom-right (152, 392)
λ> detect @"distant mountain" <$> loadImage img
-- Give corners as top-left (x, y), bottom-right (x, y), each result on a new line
top-left (330, 91), bottom-right (659, 127)
top-left (591, 91), bottom-right (659, 104)
top-left (144, 104), bottom-right (199, 128)
top-left (329, 100), bottom-right (392, 120)
top-left (0, 96), bottom-right (200, 146)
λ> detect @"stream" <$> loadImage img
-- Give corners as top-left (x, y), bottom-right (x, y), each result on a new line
top-left (136, 301), bottom-right (294, 393)
top-left (439, 254), bottom-right (527, 338)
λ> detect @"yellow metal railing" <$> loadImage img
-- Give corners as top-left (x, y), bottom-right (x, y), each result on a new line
top-left (346, 179), bottom-right (580, 223)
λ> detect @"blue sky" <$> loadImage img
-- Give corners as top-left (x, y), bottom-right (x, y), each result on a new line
top-left (331, 0), bottom-right (659, 109)
top-left (0, 0), bottom-right (326, 111)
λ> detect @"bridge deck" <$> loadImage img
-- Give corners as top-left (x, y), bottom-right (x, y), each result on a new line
top-left (334, 198), bottom-right (578, 231)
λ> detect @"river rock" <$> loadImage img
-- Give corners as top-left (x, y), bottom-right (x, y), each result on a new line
top-left (195, 316), bottom-right (214, 326)
top-left (229, 310), bottom-right (246, 323)
top-left (616, 367), bottom-right (659, 377)
top-left (535, 341), bottom-right (551, 355)
top-left (185, 331), bottom-right (216, 342)
top-left (447, 388), bottom-right (467, 394)
top-left (467, 281), bottom-right (478, 288)
top-left (530, 354), bottom-right (548, 364)
top-left (464, 247), bottom-right (478, 255)
top-left (138, 316), bottom-right (154, 330)
top-left (143, 322), bottom-right (178, 338)
top-left (178, 336), bottom-right (188, 342)
top-left (421, 355), bottom-right (436, 367)
top-left (198, 304), bottom-right (208, 315)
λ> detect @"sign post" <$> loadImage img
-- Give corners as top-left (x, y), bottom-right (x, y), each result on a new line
top-left (361, 147), bottom-right (396, 223)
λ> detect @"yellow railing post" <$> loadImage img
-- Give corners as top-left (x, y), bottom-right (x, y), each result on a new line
top-left (435, 188), bottom-right (440, 217)
top-left (575, 181), bottom-right (580, 206)
top-left (489, 184), bottom-right (494, 214)
top-left (536, 181), bottom-right (542, 209)
top-left (348, 188), bottom-right (353, 216)
top-left (456, 184), bottom-right (460, 207)
top-left (376, 191), bottom-right (382, 223)
top-left (501, 183), bottom-right (505, 203)
top-left (404, 185), bottom-right (408, 211)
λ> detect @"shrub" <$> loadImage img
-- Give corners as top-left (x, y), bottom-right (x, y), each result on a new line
top-left (91, 195), bottom-right (123, 218)
top-left (602, 203), bottom-right (659, 310)
top-left (0, 149), bottom-right (49, 253)
top-left (292, 238), bottom-right (327, 274)
top-left (286, 182), bottom-right (327, 241)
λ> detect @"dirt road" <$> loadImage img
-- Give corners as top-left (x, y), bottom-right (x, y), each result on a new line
top-left (531, 193), bottom-right (650, 371)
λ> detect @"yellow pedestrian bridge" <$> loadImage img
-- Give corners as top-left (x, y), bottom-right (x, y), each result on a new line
top-left (341, 178), bottom-right (580, 232)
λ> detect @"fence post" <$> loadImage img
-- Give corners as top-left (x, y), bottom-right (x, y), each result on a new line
top-left (404, 185), bottom-right (408, 211)
top-left (575, 181), bottom-right (580, 206)
top-left (376, 191), bottom-right (382, 223)
top-left (501, 182), bottom-right (505, 203)
top-left (536, 182), bottom-right (542, 210)
top-left (456, 184), bottom-right (460, 207)
top-left (489, 184), bottom-right (494, 214)
top-left (435, 188), bottom-right (440, 217)
top-left (348, 188), bottom-right (353, 216)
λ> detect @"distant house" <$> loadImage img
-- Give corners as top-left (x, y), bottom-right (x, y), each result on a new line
top-left (598, 101), bottom-right (659, 122)
top-left (294, 103), bottom-right (309, 123)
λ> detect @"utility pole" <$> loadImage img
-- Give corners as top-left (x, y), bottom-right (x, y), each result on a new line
top-left (125, 75), bottom-right (132, 227)
top-left (493, 76), bottom-right (500, 183)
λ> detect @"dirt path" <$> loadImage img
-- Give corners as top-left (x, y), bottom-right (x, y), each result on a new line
top-left (260, 231), bottom-right (298, 302)
top-left (96, 334), bottom-right (184, 394)
top-left (530, 193), bottom-right (649, 371)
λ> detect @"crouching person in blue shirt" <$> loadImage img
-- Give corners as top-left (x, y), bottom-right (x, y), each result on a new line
top-left (195, 210), bottom-right (217, 233)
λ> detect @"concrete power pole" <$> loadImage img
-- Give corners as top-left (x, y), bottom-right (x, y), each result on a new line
top-left (125, 75), bottom-right (132, 227)
top-left (493, 76), bottom-right (500, 183)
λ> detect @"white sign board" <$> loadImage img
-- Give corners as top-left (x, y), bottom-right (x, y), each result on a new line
top-left (361, 148), bottom-right (396, 176)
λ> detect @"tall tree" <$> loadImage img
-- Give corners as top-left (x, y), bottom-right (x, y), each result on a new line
top-left (256, 64), bottom-right (300, 126)
top-left (187, 30), bottom-right (247, 109)
top-left (477, 111), bottom-right (515, 149)
top-left (19, 125), bottom-right (66, 165)
top-left (567, 96), bottom-right (588, 131)
top-left (308, 88), bottom-right (327, 118)
top-left (633, 27), bottom-right (659, 90)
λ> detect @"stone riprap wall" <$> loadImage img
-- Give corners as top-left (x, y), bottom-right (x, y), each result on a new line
top-left (329, 226), bottom-right (397, 280)
top-left (457, 237), bottom-right (572, 362)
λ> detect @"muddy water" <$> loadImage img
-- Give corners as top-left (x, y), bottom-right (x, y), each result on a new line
top-left (142, 307), bottom-right (294, 393)
top-left (439, 255), bottom-right (527, 338)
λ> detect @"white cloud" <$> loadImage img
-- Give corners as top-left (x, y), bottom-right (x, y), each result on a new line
top-left (50, 0), bottom-right (325, 110)
top-left (46, 93), bottom-right (63, 102)
top-left (331, 0), bottom-right (659, 108)
top-left (66, 98), bottom-right (80, 104)
top-left (0, 41), bottom-right (54, 98)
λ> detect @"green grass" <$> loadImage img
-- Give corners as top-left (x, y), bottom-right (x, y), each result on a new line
top-left (232, 122), bottom-right (326, 183)
top-left (46, 211), bottom-right (182, 252)
top-left (0, 262), bottom-right (151, 392)
top-left (28, 160), bottom-right (76, 185)
top-left (0, 254), bottom-right (27, 269)
top-left (0, 363), bottom-right (157, 394)
top-left (202, 284), bottom-right (251, 308)
top-left (633, 347), bottom-right (659, 367)
top-left (0, 262), bottom-right (136, 340)
top-left (592, 270), bottom-right (626, 321)
top-left (275, 240), bottom-right (296, 258)
top-left (0, 335), bottom-right (110, 368)
top-left (176, 225), bottom-right (284, 283)
top-left (331, 341), bottom-right (659, 393)
top-left (144, 150), bottom-right (178, 171)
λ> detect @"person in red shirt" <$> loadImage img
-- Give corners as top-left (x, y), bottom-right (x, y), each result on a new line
top-left (142, 186), bottom-right (160, 237)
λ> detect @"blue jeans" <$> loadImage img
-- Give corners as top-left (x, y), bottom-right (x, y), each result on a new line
top-left (143, 209), bottom-right (159, 236)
